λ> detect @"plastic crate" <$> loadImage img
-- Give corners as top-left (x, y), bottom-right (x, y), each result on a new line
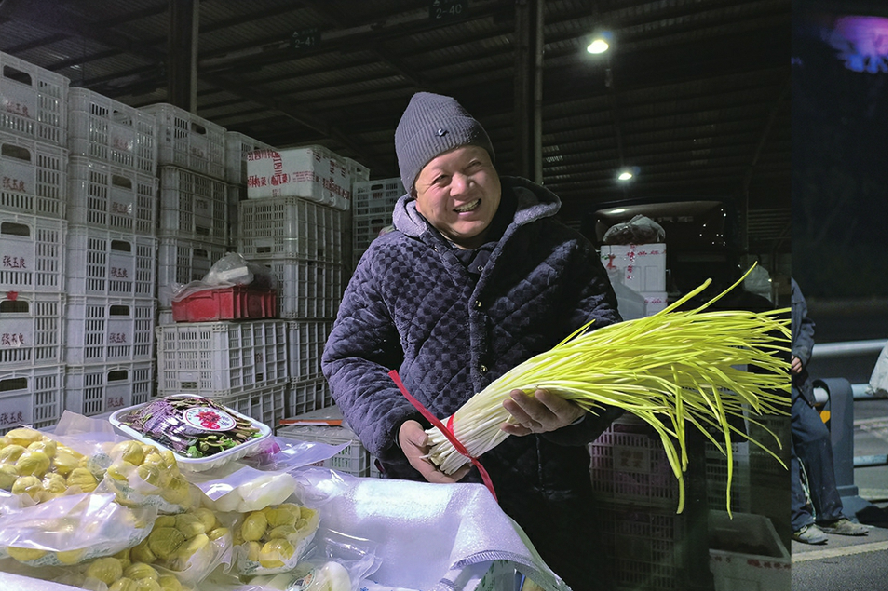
top-left (156, 319), bottom-right (289, 397)
top-left (0, 364), bottom-right (64, 435)
top-left (353, 214), bottom-right (392, 252)
top-left (140, 103), bottom-right (225, 179)
top-left (0, 211), bottom-right (66, 292)
top-left (67, 157), bottom-right (157, 235)
top-left (64, 360), bottom-right (155, 417)
top-left (344, 156), bottom-right (370, 183)
top-left (67, 87), bottom-right (157, 174)
top-left (708, 510), bottom-right (791, 591)
top-left (237, 196), bottom-right (344, 263)
top-left (156, 236), bottom-right (228, 307)
top-left (0, 291), bottom-right (64, 368)
top-left (66, 227), bottom-right (157, 298)
top-left (0, 131), bottom-right (67, 218)
top-left (704, 441), bottom-right (752, 514)
top-left (217, 382), bottom-right (288, 428)
top-left (65, 296), bottom-right (156, 364)
top-left (288, 320), bottom-right (334, 382)
top-left (278, 421), bottom-right (371, 478)
top-left (172, 286), bottom-right (277, 322)
top-left (748, 413), bottom-right (791, 478)
top-left (227, 182), bottom-right (245, 243)
top-left (256, 258), bottom-right (343, 319)
top-left (224, 131), bottom-right (274, 185)
top-left (0, 51), bottom-right (69, 147)
top-left (289, 378), bottom-right (331, 416)
top-left (158, 166), bottom-right (228, 244)
top-left (352, 178), bottom-right (404, 216)
top-left (589, 418), bottom-right (680, 508)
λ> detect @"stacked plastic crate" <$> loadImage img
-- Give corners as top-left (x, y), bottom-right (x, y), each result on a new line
top-left (0, 51), bottom-right (69, 433)
top-left (224, 130), bottom-right (274, 249)
top-left (239, 145), bottom-right (354, 417)
top-left (63, 87), bottom-right (159, 418)
top-left (351, 178), bottom-right (404, 269)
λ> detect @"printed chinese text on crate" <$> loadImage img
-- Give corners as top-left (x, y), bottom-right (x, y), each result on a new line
top-left (288, 320), bottom-right (334, 381)
top-left (0, 51), bottom-right (69, 147)
top-left (67, 157), bottom-right (157, 235)
top-left (258, 258), bottom-right (343, 319)
top-left (67, 87), bottom-right (157, 174)
top-left (0, 291), bottom-right (64, 368)
top-left (0, 364), bottom-right (64, 435)
top-left (157, 236), bottom-right (227, 308)
top-left (0, 132), bottom-right (67, 218)
top-left (66, 227), bottom-right (156, 298)
top-left (217, 382), bottom-right (288, 428)
top-left (64, 360), bottom-right (155, 417)
top-left (157, 320), bottom-right (289, 397)
top-left (237, 196), bottom-right (344, 262)
top-left (65, 296), bottom-right (156, 364)
top-left (140, 103), bottom-right (225, 179)
top-left (0, 212), bottom-right (66, 292)
top-left (158, 166), bottom-right (228, 244)
top-left (171, 286), bottom-right (278, 322)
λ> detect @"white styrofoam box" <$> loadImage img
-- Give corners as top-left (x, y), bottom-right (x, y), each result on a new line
top-left (0, 364), bottom-right (64, 435)
top-left (64, 360), bottom-right (154, 417)
top-left (237, 196), bottom-right (344, 263)
top-left (156, 320), bottom-right (289, 397)
top-left (704, 440), bottom-right (752, 514)
top-left (67, 87), bottom-right (157, 174)
top-left (257, 257), bottom-right (343, 319)
top-left (601, 243), bottom-right (667, 293)
top-left (353, 215), bottom-right (393, 253)
top-left (156, 235), bottom-right (227, 307)
top-left (139, 102), bottom-right (225, 179)
top-left (158, 166), bottom-right (228, 244)
top-left (64, 296), bottom-right (156, 364)
top-left (224, 130), bottom-right (274, 185)
top-left (289, 378), bottom-right (330, 416)
top-left (278, 420), bottom-right (371, 478)
top-left (245, 145), bottom-right (351, 209)
top-left (0, 50), bottom-right (69, 147)
top-left (217, 382), bottom-right (288, 428)
top-left (0, 131), bottom-right (67, 219)
top-left (0, 291), bottom-right (64, 369)
top-left (708, 510), bottom-right (791, 591)
top-left (353, 178), bottom-right (404, 216)
top-left (288, 319), bottom-right (334, 381)
top-left (0, 211), bottom-right (66, 292)
top-left (66, 227), bottom-right (157, 298)
top-left (640, 290), bottom-right (669, 316)
top-left (344, 156), bottom-right (370, 183)
top-left (67, 157), bottom-right (157, 235)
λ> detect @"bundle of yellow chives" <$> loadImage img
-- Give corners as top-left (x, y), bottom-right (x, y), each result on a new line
top-left (425, 268), bottom-right (790, 514)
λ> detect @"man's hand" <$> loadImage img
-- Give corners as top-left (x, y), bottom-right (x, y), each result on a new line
top-left (500, 389), bottom-right (585, 437)
top-left (792, 356), bottom-right (803, 375)
top-left (399, 420), bottom-right (470, 483)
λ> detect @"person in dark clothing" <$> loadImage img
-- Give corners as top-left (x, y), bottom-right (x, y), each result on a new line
top-left (791, 278), bottom-right (868, 544)
top-left (321, 92), bottom-right (623, 588)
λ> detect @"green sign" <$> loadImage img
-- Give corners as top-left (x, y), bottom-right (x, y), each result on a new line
top-left (429, 0), bottom-right (468, 21)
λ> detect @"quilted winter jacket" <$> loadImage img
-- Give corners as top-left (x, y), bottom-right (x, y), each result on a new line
top-left (321, 176), bottom-right (622, 501)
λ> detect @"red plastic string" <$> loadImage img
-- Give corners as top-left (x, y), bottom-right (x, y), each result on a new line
top-left (388, 370), bottom-right (497, 501)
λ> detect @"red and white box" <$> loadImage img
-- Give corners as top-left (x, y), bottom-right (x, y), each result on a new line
top-left (245, 145), bottom-right (351, 210)
top-left (600, 243), bottom-right (667, 293)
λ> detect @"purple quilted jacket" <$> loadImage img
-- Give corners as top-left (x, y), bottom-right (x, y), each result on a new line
top-left (322, 176), bottom-right (622, 498)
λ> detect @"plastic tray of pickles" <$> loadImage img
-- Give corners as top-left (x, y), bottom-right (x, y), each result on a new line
top-left (109, 395), bottom-right (273, 472)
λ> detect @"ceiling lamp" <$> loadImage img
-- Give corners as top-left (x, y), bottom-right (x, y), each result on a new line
top-left (617, 170), bottom-right (633, 181)
top-left (587, 38), bottom-right (609, 54)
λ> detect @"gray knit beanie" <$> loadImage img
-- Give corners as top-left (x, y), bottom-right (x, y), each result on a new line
top-left (395, 92), bottom-right (495, 193)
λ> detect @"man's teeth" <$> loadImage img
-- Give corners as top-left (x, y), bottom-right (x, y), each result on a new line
top-left (455, 199), bottom-right (480, 212)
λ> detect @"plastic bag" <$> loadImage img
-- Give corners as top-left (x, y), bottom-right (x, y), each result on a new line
top-left (231, 502), bottom-right (321, 575)
top-left (0, 493), bottom-right (156, 567)
top-left (170, 253), bottom-right (278, 303)
top-left (602, 214), bottom-right (666, 245)
top-left (868, 341), bottom-right (888, 397)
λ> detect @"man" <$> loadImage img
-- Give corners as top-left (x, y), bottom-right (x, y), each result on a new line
top-left (791, 278), bottom-right (868, 543)
top-left (322, 92), bottom-right (623, 588)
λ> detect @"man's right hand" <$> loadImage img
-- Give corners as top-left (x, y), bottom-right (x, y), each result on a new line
top-left (792, 356), bottom-right (803, 375)
top-left (399, 420), bottom-right (470, 483)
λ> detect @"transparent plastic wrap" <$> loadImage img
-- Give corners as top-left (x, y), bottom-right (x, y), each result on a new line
top-left (231, 502), bottom-right (321, 575)
top-left (601, 214), bottom-right (666, 245)
top-left (170, 253), bottom-right (278, 303)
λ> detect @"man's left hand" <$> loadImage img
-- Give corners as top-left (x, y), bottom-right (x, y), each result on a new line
top-left (500, 389), bottom-right (585, 436)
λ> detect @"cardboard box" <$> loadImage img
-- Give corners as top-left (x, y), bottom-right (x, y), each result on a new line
top-left (601, 243), bottom-right (667, 292)
top-left (245, 145), bottom-right (351, 209)
top-left (708, 510), bottom-right (791, 591)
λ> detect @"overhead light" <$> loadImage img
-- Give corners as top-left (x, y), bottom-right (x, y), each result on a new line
top-left (607, 208), bottom-right (627, 215)
top-left (587, 39), bottom-right (609, 54)
top-left (617, 170), bottom-right (633, 181)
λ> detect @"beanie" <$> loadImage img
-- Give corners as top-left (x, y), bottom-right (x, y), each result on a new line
top-left (395, 92), bottom-right (495, 193)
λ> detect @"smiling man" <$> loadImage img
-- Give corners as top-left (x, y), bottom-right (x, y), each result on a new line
top-left (322, 92), bottom-right (622, 588)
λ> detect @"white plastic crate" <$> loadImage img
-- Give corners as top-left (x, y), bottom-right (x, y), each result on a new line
top-left (224, 130), bottom-right (274, 185)
top-left (353, 214), bottom-right (392, 252)
top-left (64, 360), bottom-right (154, 417)
top-left (158, 166), bottom-right (228, 244)
top-left (237, 196), bottom-right (344, 262)
top-left (156, 235), bottom-right (227, 307)
top-left (0, 131), bottom-right (67, 218)
top-left (67, 156), bottom-right (157, 234)
top-left (344, 156), bottom-right (370, 183)
top-left (156, 320), bottom-right (289, 397)
top-left (289, 378), bottom-right (331, 416)
top-left (278, 421), bottom-right (371, 478)
top-left (67, 87), bottom-right (157, 174)
top-left (257, 258), bottom-right (343, 319)
top-left (0, 364), bottom-right (64, 435)
top-left (218, 382), bottom-right (288, 428)
top-left (0, 211), bottom-right (66, 292)
top-left (748, 413), bottom-right (791, 478)
top-left (288, 320), bottom-right (334, 381)
top-left (704, 441), bottom-right (752, 514)
top-left (0, 51), bottom-right (69, 147)
top-left (140, 102), bottom-right (225, 178)
top-left (0, 291), bottom-right (64, 368)
top-left (66, 227), bottom-right (157, 298)
top-left (227, 183), bottom-right (245, 243)
top-left (352, 178), bottom-right (404, 216)
top-left (65, 296), bottom-right (156, 364)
